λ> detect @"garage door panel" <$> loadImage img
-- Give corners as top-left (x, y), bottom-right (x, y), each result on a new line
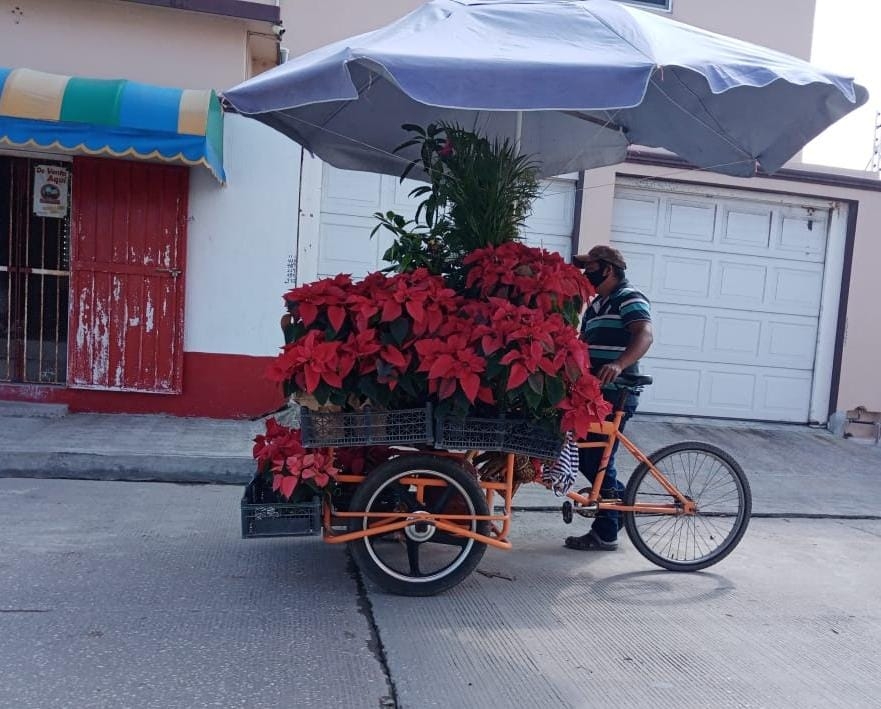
top-left (641, 363), bottom-right (702, 408)
top-left (526, 179), bottom-right (576, 236)
top-left (665, 199), bottom-right (716, 242)
top-left (653, 309), bottom-right (707, 357)
top-left (317, 215), bottom-right (386, 279)
top-left (390, 176), bottom-right (423, 216)
top-left (522, 231), bottom-right (572, 260)
top-left (777, 211), bottom-right (827, 261)
top-left (760, 373), bottom-right (813, 416)
top-left (706, 370), bottom-right (757, 411)
top-left (322, 166), bottom-right (383, 216)
top-left (765, 320), bottom-right (817, 367)
top-left (711, 316), bottom-right (761, 360)
top-left (612, 193), bottom-right (660, 235)
top-left (715, 259), bottom-right (767, 309)
top-left (650, 303), bottom-right (816, 369)
top-left (638, 358), bottom-right (813, 421)
top-left (719, 205), bottom-right (772, 249)
top-left (656, 254), bottom-right (713, 299)
top-left (769, 265), bottom-right (823, 314)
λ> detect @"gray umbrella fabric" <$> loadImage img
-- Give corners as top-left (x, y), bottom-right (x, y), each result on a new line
top-left (224, 0), bottom-right (868, 178)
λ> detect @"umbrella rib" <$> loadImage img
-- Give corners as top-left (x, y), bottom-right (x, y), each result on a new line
top-left (562, 111), bottom-right (626, 134)
top-left (648, 74), bottom-right (756, 164)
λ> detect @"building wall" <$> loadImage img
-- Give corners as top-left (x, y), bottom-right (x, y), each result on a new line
top-left (577, 161), bottom-right (881, 415)
top-left (186, 114), bottom-right (301, 360)
top-left (279, 0), bottom-right (816, 58)
top-left (0, 0), bottom-right (249, 90)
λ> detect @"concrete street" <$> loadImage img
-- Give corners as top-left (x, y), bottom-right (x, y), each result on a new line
top-left (2, 476), bottom-right (879, 709)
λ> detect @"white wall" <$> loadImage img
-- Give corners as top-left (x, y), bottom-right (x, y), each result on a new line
top-left (185, 114), bottom-right (303, 357)
top-left (0, 0), bottom-right (250, 90)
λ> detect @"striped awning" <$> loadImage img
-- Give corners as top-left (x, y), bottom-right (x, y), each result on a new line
top-left (0, 67), bottom-right (225, 182)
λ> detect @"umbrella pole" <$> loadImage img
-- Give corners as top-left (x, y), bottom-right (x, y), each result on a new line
top-left (515, 111), bottom-right (523, 154)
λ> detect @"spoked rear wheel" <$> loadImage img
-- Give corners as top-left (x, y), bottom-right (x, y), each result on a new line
top-left (347, 454), bottom-right (490, 596)
top-left (623, 442), bottom-right (751, 572)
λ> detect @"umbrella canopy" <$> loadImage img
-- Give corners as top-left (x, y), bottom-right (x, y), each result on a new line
top-left (223, 0), bottom-right (867, 178)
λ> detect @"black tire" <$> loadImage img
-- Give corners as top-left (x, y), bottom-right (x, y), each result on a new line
top-left (623, 441), bottom-right (751, 572)
top-left (347, 454), bottom-right (490, 596)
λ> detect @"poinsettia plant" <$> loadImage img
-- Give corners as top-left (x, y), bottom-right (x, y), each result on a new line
top-left (252, 418), bottom-right (340, 501)
top-left (268, 242), bottom-right (611, 437)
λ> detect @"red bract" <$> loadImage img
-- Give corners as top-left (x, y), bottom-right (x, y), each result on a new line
top-left (341, 330), bottom-right (383, 375)
top-left (267, 330), bottom-right (356, 393)
top-left (463, 242), bottom-right (592, 313)
top-left (557, 376), bottom-right (613, 438)
top-left (253, 419), bottom-right (339, 500)
top-left (284, 274), bottom-right (354, 330)
top-left (415, 332), bottom-right (487, 403)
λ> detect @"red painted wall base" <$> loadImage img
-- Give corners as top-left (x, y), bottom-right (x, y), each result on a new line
top-left (0, 352), bottom-right (282, 419)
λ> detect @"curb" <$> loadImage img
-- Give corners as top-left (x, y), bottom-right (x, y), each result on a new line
top-left (0, 452), bottom-right (254, 485)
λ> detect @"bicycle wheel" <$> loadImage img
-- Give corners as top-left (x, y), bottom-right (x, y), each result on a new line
top-left (623, 441), bottom-right (751, 572)
top-left (347, 454), bottom-right (490, 596)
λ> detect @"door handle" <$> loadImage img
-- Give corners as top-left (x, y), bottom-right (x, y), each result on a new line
top-left (156, 268), bottom-right (181, 278)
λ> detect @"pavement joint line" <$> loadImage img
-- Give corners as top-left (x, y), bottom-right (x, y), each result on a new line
top-left (502, 507), bottom-right (881, 520)
top-left (348, 552), bottom-right (399, 709)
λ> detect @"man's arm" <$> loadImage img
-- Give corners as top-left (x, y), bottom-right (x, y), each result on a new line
top-left (595, 320), bottom-right (654, 385)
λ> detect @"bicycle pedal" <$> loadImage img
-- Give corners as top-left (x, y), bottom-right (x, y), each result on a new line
top-left (561, 500), bottom-right (573, 524)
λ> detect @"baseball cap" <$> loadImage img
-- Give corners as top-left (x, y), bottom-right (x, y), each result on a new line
top-left (572, 245), bottom-right (627, 270)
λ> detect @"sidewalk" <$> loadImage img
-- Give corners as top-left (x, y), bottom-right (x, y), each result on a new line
top-left (1, 402), bottom-right (879, 516)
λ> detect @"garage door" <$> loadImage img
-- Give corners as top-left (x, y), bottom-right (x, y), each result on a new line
top-left (315, 166), bottom-right (576, 279)
top-left (611, 178), bottom-right (841, 423)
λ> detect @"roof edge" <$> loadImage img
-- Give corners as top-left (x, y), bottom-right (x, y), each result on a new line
top-left (625, 148), bottom-right (881, 193)
top-left (119, 0), bottom-right (281, 24)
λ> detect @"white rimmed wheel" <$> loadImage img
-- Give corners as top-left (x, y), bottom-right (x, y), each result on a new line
top-left (347, 454), bottom-right (490, 596)
top-left (623, 442), bottom-right (752, 572)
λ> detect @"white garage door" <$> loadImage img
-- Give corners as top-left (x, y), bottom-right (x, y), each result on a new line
top-left (611, 178), bottom-right (843, 423)
top-left (314, 166), bottom-right (576, 279)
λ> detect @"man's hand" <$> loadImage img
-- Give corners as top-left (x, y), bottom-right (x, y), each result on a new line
top-left (596, 362), bottom-right (622, 386)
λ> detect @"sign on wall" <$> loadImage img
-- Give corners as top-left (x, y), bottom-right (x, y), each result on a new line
top-left (33, 164), bottom-right (70, 218)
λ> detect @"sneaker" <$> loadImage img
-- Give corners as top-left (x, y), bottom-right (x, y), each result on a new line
top-left (563, 529), bottom-right (618, 551)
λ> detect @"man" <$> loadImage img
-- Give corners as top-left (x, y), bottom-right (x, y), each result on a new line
top-left (565, 245), bottom-right (653, 551)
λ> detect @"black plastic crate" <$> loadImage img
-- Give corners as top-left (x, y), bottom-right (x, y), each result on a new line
top-left (300, 404), bottom-right (433, 447)
top-left (435, 416), bottom-right (563, 459)
top-left (240, 479), bottom-right (322, 538)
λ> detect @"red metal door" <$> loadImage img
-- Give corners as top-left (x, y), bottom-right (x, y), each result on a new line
top-left (68, 158), bottom-right (188, 393)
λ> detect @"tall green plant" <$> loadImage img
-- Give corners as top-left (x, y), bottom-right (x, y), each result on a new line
top-left (372, 122), bottom-right (541, 274)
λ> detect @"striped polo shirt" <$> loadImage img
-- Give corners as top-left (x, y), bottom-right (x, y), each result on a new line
top-left (579, 279), bottom-right (652, 376)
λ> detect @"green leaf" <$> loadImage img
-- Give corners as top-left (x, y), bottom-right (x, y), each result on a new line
top-left (523, 386), bottom-right (542, 410)
top-left (313, 381), bottom-right (332, 405)
top-left (400, 123), bottom-right (426, 136)
top-left (546, 376), bottom-right (566, 406)
top-left (389, 317), bottom-right (410, 344)
top-left (527, 372), bottom-right (544, 397)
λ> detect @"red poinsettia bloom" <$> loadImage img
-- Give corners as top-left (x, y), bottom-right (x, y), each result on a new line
top-left (253, 419), bottom-right (340, 500)
top-left (284, 273), bottom-right (354, 331)
top-left (415, 332), bottom-right (487, 403)
top-left (557, 375), bottom-right (613, 438)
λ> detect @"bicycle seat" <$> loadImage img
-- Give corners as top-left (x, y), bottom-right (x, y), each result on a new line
top-left (610, 374), bottom-right (653, 390)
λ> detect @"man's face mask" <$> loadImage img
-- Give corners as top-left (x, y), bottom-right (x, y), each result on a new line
top-left (584, 263), bottom-right (608, 287)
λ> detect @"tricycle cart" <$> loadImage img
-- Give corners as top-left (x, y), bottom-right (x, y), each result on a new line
top-left (304, 376), bottom-right (751, 596)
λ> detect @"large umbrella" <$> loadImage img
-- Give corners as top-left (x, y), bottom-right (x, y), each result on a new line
top-left (223, 0), bottom-right (867, 178)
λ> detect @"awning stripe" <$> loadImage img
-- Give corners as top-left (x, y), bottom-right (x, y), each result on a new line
top-left (178, 89), bottom-right (210, 136)
top-left (0, 68), bottom-right (69, 121)
top-left (0, 67), bottom-right (224, 182)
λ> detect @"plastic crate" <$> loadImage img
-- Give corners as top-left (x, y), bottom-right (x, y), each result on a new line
top-left (240, 479), bottom-right (322, 538)
top-left (300, 404), bottom-right (433, 447)
top-left (435, 416), bottom-right (563, 459)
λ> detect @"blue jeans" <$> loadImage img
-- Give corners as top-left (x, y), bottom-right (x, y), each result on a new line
top-left (578, 392), bottom-right (639, 542)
